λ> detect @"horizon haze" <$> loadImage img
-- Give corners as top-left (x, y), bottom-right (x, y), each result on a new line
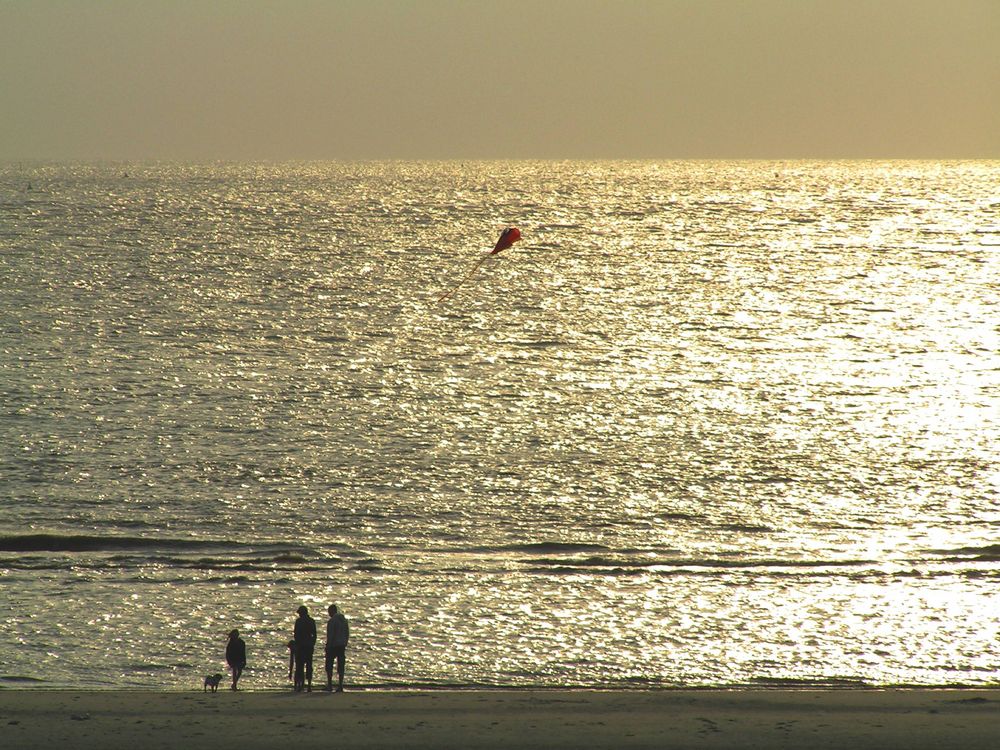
top-left (1, 0), bottom-right (998, 160)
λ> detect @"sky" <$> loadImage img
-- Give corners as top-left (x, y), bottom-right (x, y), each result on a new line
top-left (1, 0), bottom-right (997, 160)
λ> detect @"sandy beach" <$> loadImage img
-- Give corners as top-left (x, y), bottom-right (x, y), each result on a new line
top-left (0, 689), bottom-right (997, 749)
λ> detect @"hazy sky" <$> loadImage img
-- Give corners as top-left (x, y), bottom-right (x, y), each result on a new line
top-left (2, 0), bottom-right (997, 159)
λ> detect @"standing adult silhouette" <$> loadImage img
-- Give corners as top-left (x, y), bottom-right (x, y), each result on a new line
top-left (324, 604), bottom-right (350, 692)
top-left (293, 605), bottom-right (317, 692)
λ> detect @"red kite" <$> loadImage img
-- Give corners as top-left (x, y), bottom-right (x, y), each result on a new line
top-left (492, 226), bottom-right (521, 253)
top-left (437, 227), bottom-right (522, 302)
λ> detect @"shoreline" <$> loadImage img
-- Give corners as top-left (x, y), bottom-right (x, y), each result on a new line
top-left (2, 682), bottom-right (998, 692)
top-left (1, 688), bottom-right (997, 749)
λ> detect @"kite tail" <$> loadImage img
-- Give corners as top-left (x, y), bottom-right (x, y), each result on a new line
top-left (436, 254), bottom-right (490, 303)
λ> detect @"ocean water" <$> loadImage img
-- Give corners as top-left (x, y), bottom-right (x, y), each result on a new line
top-left (1, 160), bottom-right (998, 690)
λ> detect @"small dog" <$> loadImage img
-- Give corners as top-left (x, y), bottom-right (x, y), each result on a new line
top-left (203, 673), bottom-right (224, 693)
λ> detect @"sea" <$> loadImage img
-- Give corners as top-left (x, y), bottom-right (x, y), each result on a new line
top-left (1, 160), bottom-right (998, 690)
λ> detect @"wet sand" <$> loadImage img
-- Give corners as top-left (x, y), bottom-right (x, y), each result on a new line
top-left (0, 688), bottom-right (997, 749)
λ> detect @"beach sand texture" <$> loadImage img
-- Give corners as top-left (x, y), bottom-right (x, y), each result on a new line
top-left (1, 689), bottom-right (997, 750)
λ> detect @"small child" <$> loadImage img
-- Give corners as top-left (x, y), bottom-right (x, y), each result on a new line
top-left (287, 639), bottom-right (300, 690)
top-left (226, 629), bottom-right (247, 691)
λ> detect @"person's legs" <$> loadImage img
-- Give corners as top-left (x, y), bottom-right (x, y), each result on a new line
top-left (304, 650), bottom-right (313, 691)
top-left (336, 649), bottom-right (346, 691)
top-left (325, 649), bottom-right (334, 691)
top-left (231, 665), bottom-right (242, 691)
top-left (294, 652), bottom-right (305, 691)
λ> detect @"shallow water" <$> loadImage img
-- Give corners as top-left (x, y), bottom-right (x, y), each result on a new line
top-left (1, 160), bottom-right (998, 689)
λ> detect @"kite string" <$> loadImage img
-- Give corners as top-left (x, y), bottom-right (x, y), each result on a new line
top-left (436, 253), bottom-right (491, 303)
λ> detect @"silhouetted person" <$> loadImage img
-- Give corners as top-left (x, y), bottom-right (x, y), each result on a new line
top-left (226, 629), bottom-right (246, 691)
top-left (293, 605), bottom-right (317, 692)
top-left (325, 604), bottom-right (350, 692)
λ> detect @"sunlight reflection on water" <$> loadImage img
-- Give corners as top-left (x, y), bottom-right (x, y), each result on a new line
top-left (1, 160), bottom-right (998, 689)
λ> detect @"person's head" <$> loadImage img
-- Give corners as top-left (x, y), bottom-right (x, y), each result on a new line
top-left (297, 605), bottom-right (308, 617)
top-left (328, 604), bottom-right (338, 617)
top-left (228, 629), bottom-right (239, 640)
